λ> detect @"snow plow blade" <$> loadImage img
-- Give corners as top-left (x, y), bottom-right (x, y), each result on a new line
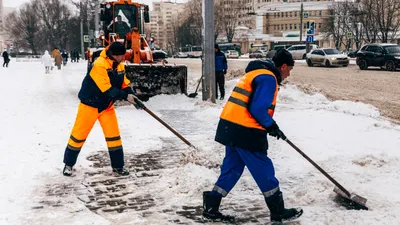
top-left (125, 64), bottom-right (188, 101)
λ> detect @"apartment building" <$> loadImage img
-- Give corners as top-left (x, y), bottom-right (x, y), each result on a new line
top-left (259, 1), bottom-right (332, 37)
top-left (147, 1), bottom-right (185, 50)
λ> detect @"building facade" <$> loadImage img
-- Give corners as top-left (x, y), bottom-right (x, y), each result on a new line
top-left (147, 1), bottom-right (185, 51)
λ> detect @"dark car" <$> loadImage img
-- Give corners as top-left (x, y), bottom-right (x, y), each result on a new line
top-left (152, 50), bottom-right (168, 63)
top-left (356, 43), bottom-right (400, 71)
top-left (347, 49), bottom-right (358, 58)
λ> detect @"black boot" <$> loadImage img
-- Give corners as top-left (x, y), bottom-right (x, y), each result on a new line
top-left (63, 164), bottom-right (73, 176)
top-left (265, 192), bottom-right (303, 223)
top-left (202, 191), bottom-right (235, 223)
top-left (112, 167), bottom-right (130, 176)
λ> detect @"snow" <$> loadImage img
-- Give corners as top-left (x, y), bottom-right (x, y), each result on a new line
top-left (1, 58), bottom-right (399, 224)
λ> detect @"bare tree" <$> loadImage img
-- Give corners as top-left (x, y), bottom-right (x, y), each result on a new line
top-left (214, 0), bottom-right (224, 41)
top-left (5, 1), bottom-right (42, 54)
top-left (220, 0), bottom-right (243, 43)
top-left (36, 0), bottom-right (73, 49)
top-left (321, 4), bottom-right (347, 49)
top-left (371, 0), bottom-right (400, 43)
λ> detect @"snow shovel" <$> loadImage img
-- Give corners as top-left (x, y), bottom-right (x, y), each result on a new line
top-left (133, 98), bottom-right (197, 149)
top-left (285, 138), bottom-right (368, 210)
top-left (187, 75), bottom-right (202, 98)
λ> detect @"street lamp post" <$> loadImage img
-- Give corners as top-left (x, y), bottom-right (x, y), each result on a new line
top-left (300, 0), bottom-right (303, 42)
top-left (201, 0), bottom-right (215, 102)
top-left (80, 2), bottom-right (85, 59)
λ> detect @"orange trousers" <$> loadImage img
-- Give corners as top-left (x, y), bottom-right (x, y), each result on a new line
top-left (63, 103), bottom-right (125, 168)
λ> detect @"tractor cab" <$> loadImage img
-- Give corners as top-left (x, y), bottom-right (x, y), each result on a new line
top-left (99, 0), bottom-right (149, 45)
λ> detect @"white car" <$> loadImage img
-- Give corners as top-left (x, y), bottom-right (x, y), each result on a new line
top-left (225, 50), bottom-right (239, 59)
top-left (306, 48), bottom-right (349, 67)
top-left (287, 44), bottom-right (318, 60)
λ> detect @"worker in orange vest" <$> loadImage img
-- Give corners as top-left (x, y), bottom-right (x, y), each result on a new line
top-left (202, 49), bottom-right (303, 224)
top-left (130, 27), bottom-right (141, 64)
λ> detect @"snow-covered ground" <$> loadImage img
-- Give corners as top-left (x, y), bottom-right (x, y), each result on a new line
top-left (0, 59), bottom-right (399, 225)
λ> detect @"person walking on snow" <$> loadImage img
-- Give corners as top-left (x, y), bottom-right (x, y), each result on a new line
top-left (2, 50), bottom-right (10, 67)
top-left (62, 42), bottom-right (140, 176)
top-left (214, 44), bottom-right (227, 100)
top-left (42, 50), bottom-right (53, 74)
top-left (202, 49), bottom-right (303, 224)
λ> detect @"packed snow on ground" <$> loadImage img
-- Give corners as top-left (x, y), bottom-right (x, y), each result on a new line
top-left (0, 59), bottom-right (399, 225)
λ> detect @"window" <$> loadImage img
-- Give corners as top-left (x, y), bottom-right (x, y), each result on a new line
top-left (285, 24), bottom-right (287, 30)
top-left (367, 46), bottom-right (383, 53)
top-left (290, 24), bottom-right (292, 29)
top-left (294, 24), bottom-right (297, 30)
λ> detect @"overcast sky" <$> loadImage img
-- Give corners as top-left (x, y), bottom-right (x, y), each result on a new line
top-left (3, 0), bottom-right (187, 8)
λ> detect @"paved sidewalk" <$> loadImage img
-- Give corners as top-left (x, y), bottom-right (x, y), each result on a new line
top-left (33, 109), bottom-right (301, 224)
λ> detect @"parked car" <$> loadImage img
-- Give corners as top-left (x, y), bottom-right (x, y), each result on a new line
top-left (272, 45), bottom-right (291, 51)
top-left (249, 50), bottom-right (267, 58)
top-left (347, 49), bottom-right (358, 58)
top-left (287, 44), bottom-right (318, 60)
top-left (173, 52), bottom-right (188, 58)
top-left (152, 50), bottom-right (168, 63)
top-left (306, 48), bottom-right (349, 67)
top-left (356, 43), bottom-right (400, 71)
top-left (225, 50), bottom-right (239, 59)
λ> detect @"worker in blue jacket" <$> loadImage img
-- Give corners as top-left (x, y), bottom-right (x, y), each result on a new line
top-left (215, 44), bottom-right (228, 100)
top-left (202, 49), bottom-right (303, 224)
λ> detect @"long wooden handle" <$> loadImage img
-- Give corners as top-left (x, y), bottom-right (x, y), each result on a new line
top-left (134, 98), bottom-right (196, 149)
top-left (285, 139), bottom-right (351, 197)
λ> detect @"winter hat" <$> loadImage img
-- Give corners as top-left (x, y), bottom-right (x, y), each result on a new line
top-left (272, 49), bottom-right (294, 67)
top-left (215, 44), bottom-right (219, 50)
top-left (108, 42), bottom-right (126, 56)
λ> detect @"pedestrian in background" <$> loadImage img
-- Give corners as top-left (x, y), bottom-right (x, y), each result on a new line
top-left (214, 44), bottom-right (228, 100)
top-left (42, 50), bottom-right (52, 74)
top-left (2, 50), bottom-right (10, 67)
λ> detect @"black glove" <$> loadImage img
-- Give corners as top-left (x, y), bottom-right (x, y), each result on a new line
top-left (223, 70), bottom-right (227, 75)
top-left (266, 122), bottom-right (286, 140)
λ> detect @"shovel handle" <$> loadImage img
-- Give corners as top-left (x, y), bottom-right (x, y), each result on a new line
top-left (133, 98), bottom-right (196, 149)
top-left (285, 139), bottom-right (351, 197)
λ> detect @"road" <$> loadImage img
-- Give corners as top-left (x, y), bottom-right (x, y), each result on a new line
top-left (169, 58), bottom-right (400, 123)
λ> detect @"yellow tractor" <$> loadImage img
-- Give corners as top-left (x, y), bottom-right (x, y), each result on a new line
top-left (92, 0), bottom-right (188, 101)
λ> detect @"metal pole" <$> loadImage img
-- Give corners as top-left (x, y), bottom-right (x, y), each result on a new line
top-left (202, 0), bottom-right (215, 102)
top-left (87, 7), bottom-right (90, 48)
top-left (300, 0), bottom-right (303, 42)
top-left (80, 2), bottom-right (85, 59)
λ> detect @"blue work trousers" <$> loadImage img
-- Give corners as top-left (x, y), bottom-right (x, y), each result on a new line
top-left (211, 146), bottom-right (280, 199)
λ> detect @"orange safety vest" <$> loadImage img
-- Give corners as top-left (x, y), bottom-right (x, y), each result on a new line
top-left (219, 69), bottom-right (278, 130)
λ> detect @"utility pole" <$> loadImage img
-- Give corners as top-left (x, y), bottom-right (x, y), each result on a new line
top-left (299, 0), bottom-right (303, 42)
top-left (95, 4), bottom-right (100, 47)
top-left (87, 7), bottom-right (91, 48)
top-left (80, 2), bottom-right (85, 59)
top-left (201, 0), bottom-right (215, 102)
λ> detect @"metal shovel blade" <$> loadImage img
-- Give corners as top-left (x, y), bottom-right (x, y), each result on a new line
top-left (333, 186), bottom-right (368, 210)
top-left (188, 92), bottom-right (198, 98)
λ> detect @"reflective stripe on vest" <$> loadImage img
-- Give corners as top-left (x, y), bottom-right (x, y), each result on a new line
top-left (220, 69), bottom-right (278, 130)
